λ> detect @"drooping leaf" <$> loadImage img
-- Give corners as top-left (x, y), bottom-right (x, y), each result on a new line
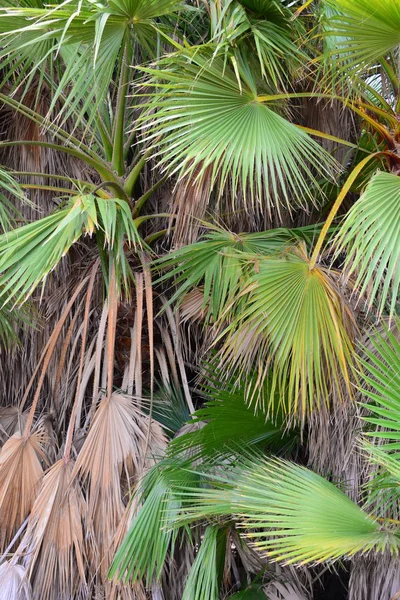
top-left (0, 194), bottom-right (140, 303)
top-left (109, 457), bottom-right (198, 585)
top-left (20, 459), bottom-right (87, 600)
top-left (182, 526), bottom-right (224, 600)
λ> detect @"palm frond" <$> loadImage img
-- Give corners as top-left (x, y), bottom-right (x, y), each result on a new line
top-left (0, 429), bottom-right (47, 551)
top-left (324, 0), bottom-right (400, 74)
top-left (138, 53), bottom-right (339, 214)
top-left (360, 326), bottom-right (400, 480)
top-left (109, 457), bottom-right (198, 585)
top-left (20, 459), bottom-right (87, 600)
top-left (175, 456), bottom-right (400, 564)
top-left (334, 171), bottom-right (400, 320)
top-left (0, 0), bottom-right (183, 128)
top-left (217, 245), bottom-right (356, 416)
top-left (181, 525), bottom-right (224, 600)
top-left (0, 193), bottom-right (140, 303)
top-left (73, 392), bottom-right (166, 580)
top-left (169, 368), bottom-right (298, 461)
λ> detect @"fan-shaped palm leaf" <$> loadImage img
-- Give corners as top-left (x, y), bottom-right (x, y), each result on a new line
top-left (334, 171), bottom-right (400, 319)
top-left (324, 0), bottom-right (400, 74)
top-left (175, 456), bottom-right (400, 564)
top-left (360, 326), bottom-right (400, 480)
top-left (138, 53), bottom-right (339, 213)
top-left (218, 245), bottom-right (356, 416)
top-left (0, 429), bottom-right (47, 550)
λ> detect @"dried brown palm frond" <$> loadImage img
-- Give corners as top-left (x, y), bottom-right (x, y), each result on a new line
top-left (73, 391), bottom-right (167, 581)
top-left (0, 427), bottom-right (47, 551)
top-left (0, 406), bottom-right (28, 440)
top-left (0, 560), bottom-right (32, 600)
top-left (349, 553), bottom-right (400, 600)
top-left (169, 169), bottom-right (212, 246)
top-left (19, 458), bottom-right (87, 600)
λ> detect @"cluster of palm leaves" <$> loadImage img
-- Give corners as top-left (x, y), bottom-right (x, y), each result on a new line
top-left (0, 0), bottom-right (399, 598)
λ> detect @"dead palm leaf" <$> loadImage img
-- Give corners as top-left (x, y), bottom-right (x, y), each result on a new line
top-left (0, 561), bottom-right (32, 600)
top-left (0, 428), bottom-right (47, 551)
top-left (72, 392), bottom-right (167, 580)
top-left (20, 458), bottom-right (86, 600)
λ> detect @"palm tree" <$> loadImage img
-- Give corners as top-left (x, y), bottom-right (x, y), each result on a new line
top-left (0, 0), bottom-right (399, 598)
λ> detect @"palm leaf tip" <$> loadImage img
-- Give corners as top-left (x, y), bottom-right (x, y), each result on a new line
top-left (138, 55), bottom-right (340, 215)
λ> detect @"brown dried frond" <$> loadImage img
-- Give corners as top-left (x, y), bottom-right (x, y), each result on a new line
top-left (0, 428), bottom-right (47, 550)
top-left (0, 561), bottom-right (32, 600)
top-left (72, 392), bottom-right (167, 580)
top-left (20, 458), bottom-right (86, 600)
top-left (0, 407), bottom-right (28, 440)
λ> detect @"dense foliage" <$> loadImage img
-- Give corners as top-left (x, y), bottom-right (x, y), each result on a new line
top-left (0, 0), bottom-right (399, 599)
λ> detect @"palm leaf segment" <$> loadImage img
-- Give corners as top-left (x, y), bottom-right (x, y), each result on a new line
top-left (0, 194), bottom-right (140, 303)
top-left (334, 171), bottom-right (400, 319)
top-left (139, 53), bottom-right (339, 214)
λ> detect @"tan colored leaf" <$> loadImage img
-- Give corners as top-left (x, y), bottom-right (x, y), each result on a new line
top-left (0, 430), bottom-right (46, 550)
top-left (20, 458), bottom-right (86, 600)
top-left (0, 561), bottom-right (32, 600)
top-left (73, 392), bottom-right (166, 580)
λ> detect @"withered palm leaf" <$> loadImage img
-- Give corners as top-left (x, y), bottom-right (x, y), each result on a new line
top-left (20, 458), bottom-right (86, 600)
top-left (0, 429), bottom-right (47, 551)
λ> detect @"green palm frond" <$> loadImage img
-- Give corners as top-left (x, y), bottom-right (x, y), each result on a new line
top-left (218, 245), bottom-right (356, 416)
top-left (0, 194), bottom-right (140, 303)
top-left (334, 171), bottom-right (400, 319)
top-left (138, 53), bottom-right (339, 213)
top-left (182, 526), bottom-right (225, 600)
top-left (323, 0), bottom-right (400, 74)
top-left (0, 169), bottom-right (26, 232)
top-left (360, 326), bottom-right (400, 480)
top-left (169, 367), bottom-right (298, 460)
top-left (209, 0), bottom-right (306, 89)
top-left (0, 0), bottom-right (183, 128)
top-left (109, 458), bottom-right (198, 584)
top-left (175, 456), bottom-right (400, 564)
top-left (156, 224), bottom-right (329, 324)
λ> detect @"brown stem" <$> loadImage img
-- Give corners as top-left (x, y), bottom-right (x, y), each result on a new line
top-left (23, 277), bottom-right (89, 439)
top-left (64, 261), bottom-right (99, 462)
